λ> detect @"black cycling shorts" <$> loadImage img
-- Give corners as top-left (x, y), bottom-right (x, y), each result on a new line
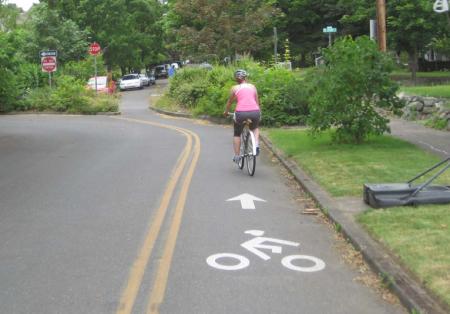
top-left (233, 110), bottom-right (261, 137)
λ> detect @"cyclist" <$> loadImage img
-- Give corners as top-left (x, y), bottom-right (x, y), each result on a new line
top-left (223, 69), bottom-right (261, 163)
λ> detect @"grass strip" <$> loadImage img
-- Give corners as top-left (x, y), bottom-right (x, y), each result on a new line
top-left (266, 128), bottom-right (450, 309)
top-left (401, 85), bottom-right (450, 99)
top-left (391, 71), bottom-right (450, 78)
top-left (357, 206), bottom-right (450, 307)
top-left (265, 129), bottom-right (450, 197)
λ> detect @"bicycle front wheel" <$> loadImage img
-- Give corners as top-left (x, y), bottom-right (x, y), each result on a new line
top-left (245, 131), bottom-right (256, 176)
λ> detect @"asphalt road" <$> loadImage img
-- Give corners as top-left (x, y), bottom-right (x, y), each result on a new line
top-left (0, 79), bottom-right (405, 314)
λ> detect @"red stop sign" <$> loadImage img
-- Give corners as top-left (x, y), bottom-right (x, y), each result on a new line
top-left (41, 57), bottom-right (57, 72)
top-left (90, 43), bottom-right (101, 55)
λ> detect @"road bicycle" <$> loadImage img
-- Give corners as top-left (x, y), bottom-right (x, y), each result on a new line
top-left (206, 230), bottom-right (326, 272)
top-left (229, 113), bottom-right (257, 176)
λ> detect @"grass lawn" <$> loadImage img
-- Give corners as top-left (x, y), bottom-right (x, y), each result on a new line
top-left (357, 206), bottom-right (450, 307)
top-left (266, 129), bottom-right (450, 308)
top-left (391, 71), bottom-right (450, 78)
top-left (265, 129), bottom-right (450, 197)
top-left (400, 85), bottom-right (450, 99)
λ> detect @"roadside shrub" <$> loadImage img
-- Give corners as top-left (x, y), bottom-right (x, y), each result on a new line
top-left (165, 61), bottom-right (311, 126)
top-left (172, 79), bottom-right (210, 108)
top-left (307, 36), bottom-right (405, 144)
top-left (50, 75), bottom-right (90, 111)
top-left (16, 62), bottom-right (47, 92)
top-left (0, 68), bottom-right (20, 112)
top-left (255, 67), bottom-right (311, 127)
top-left (193, 82), bottom-right (235, 117)
top-left (20, 88), bottom-right (54, 111)
top-left (424, 113), bottom-right (449, 130)
top-left (20, 75), bottom-right (119, 113)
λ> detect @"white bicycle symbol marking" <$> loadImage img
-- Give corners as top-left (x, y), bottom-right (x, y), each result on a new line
top-left (206, 230), bottom-right (326, 272)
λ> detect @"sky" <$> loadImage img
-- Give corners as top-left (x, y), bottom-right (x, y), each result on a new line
top-left (6, 0), bottom-right (39, 11)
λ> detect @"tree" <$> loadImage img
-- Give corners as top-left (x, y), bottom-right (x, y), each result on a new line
top-left (387, 0), bottom-right (444, 84)
top-left (169, 0), bottom-right (280, 61)
top-left (274, 0), bottom-right (345, 67)
top-left (77, 0), bottom-right (165, 74)
top-left (307, 36), bottom-right (404, 144)
top-left (337, 0), bottom-right (448, 84)
top-left (18, 3), bottom-right (89, 65)
top-left (0, 1), bottom-right (22, 110)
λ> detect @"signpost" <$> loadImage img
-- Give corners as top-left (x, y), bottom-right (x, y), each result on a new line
top-left (89, 43), bottom-right (101, 95)
top-left (40, 50), bottom-right (57, 90)
top-left (323, 26), bottom-right (337, 46)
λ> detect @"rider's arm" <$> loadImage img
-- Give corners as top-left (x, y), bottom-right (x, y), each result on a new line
top-left (224, 86), bottom-right (237, 115)
top-left (248, 84), bottom-right (259, 105)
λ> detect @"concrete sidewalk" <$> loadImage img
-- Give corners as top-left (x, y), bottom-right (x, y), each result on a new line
top-left (389, 118), bottom-right (450, 160)
top-left (261, 118), bottom-right (450, 314)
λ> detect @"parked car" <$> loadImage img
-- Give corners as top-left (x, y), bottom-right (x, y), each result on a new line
top-left (154, 65), bottom-right (168, 79)
top-left (139, 73), bottom-right (151, 86)
top-left (119, 74), bottom-right (143, 91)
top-left (147, 72), bottom-right (156, 85)
top-left (199, 62), bottom-right (213, 70)
top-left (85, 76), bottom-right (117, 94)
top-left (172, 61), bottom-right (183, 68)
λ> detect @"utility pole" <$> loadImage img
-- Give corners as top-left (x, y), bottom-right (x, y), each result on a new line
top-left (274, 27), bottom-right (278, 65)
top-left (376, 0), bottom-right (387, 52)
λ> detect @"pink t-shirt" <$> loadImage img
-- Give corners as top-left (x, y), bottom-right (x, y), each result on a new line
top-left (235, 84), bottom-right (260, 112)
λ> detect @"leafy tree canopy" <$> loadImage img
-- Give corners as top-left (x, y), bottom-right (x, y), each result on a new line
top-left (17, 3), bottom-right (89, 65)
top-left (168, 0), bottom-right (281, 61)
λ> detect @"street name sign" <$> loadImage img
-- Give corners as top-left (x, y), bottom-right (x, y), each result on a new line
top-left (39, 50), bottom-right (57, 58)
top-left (323, 26), bottom-right (337, 33)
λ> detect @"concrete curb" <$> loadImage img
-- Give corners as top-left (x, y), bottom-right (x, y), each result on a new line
top-left (148, 106), bottom-right (448, 314)
top-left (148, 106), bottom-right (232, 125)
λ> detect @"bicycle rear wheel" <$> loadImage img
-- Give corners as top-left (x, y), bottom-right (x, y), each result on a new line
top-left (237, 132), bottom-right (245, 169)
top-left (245, 131), bottom-right (256, 176)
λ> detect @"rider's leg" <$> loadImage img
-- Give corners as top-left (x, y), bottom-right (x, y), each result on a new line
top-left (252, 128), bottom-right (259, 142)
top-left (233, 136), bottom-right (241, 156)
top-left (233, 121), bottom-right (244, 158)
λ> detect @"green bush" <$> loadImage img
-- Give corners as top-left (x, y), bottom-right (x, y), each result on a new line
top-left (0, 68), bottom-right (20, 112)
top-left (165, 60), bottom-right (311, 127)
top-left (20, 88), bottom-right (54, 111)
top-left (50, 75), bottom-right (90, 112)
top-left (16, 62), bottom-right (47, 92)
top-left (307, 36), bottom-right (405, 144)
top-left (424, 113), bottom-right (449, 130)
top-left (20, 75), bottom-right (119, 113)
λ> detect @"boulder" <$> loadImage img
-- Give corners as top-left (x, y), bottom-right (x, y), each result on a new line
top-left (422, 106), bottom-right (437, 114)
top-left (411, 101), bottom-right (424, 112)
top-left (402, 108), bottom-right (410, 120)
top-left (423, 98), bottom-right (436, 107)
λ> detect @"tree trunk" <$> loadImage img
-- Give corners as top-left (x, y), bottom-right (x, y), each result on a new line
top-left (300, 53), bottom-right (306, 68)
top-left (412, 44), bottom-right (418, 86)
top-left (121, 67), bottom-right (126, 77)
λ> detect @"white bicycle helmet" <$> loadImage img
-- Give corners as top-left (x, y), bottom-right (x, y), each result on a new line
top-left (234, 70), bottom-right (247, 79)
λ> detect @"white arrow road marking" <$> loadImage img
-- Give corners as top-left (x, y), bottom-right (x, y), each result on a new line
top-left (241, 237), bottom-right (300, 260)
top-left (226, 193), bottom-right (267, 210)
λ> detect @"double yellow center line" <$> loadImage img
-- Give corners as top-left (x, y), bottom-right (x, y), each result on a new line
top-left (111, 117), bottom-right (201, 314)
